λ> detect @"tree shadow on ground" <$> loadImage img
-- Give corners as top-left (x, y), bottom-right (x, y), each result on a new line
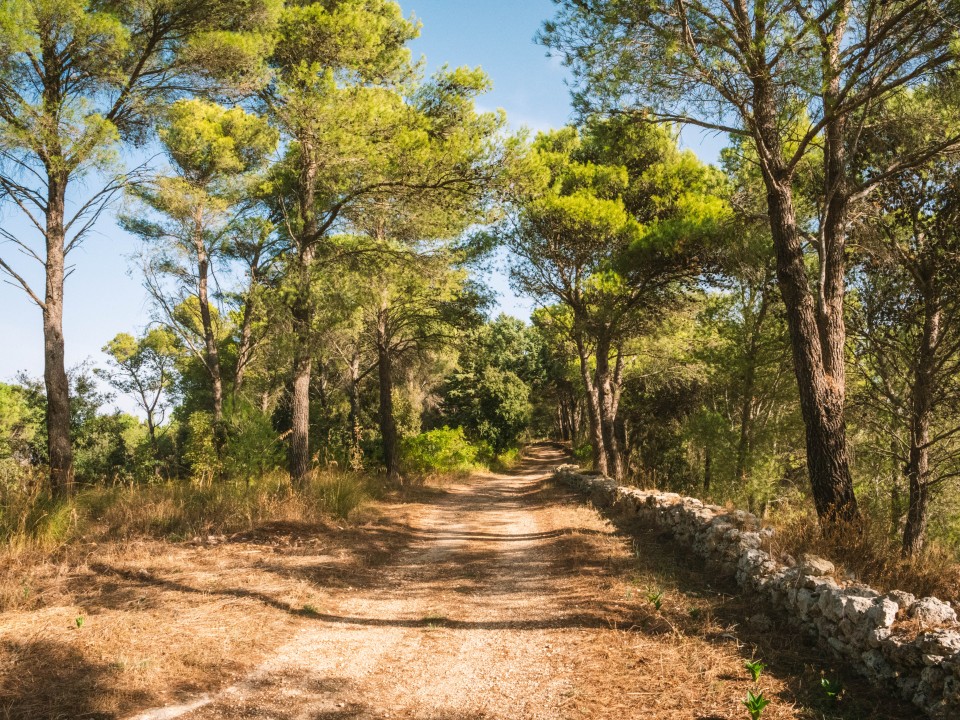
top-left (0, 637), bottom-right (153, 720)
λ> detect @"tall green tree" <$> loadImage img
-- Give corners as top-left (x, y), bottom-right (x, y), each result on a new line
top-left (508, 121), bottom-right (724, 479)
top-left (442, 315), bottom-right (539, 453)
top-left (542, 0), bottom-right (960, 523)
top-left (261, 1), bottom-right (509, 484)
top-left (851, 148), bottom-right (960, 556)
top-left (0, 0), bottom-right (277, 497)
top-left (123, 99), bottom-right (277, 433)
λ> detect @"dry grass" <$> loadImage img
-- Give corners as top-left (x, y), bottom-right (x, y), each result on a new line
top-left (0, 470), bottom-right (378, 613)
top-left (0, 495), bottom-right (420, 720)
top-left (768, 505), bottom-right (960, 603)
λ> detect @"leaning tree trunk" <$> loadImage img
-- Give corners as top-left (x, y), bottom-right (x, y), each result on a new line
top-left (194, 231), bottom-right (224, 430)
top-left (765, 179), bottom-right (858, 524)
top-left (902, 299), bottom-right (941, 557)
top-left (44, 173), bottom-right (74, 499)
top-left (595, 334), bottom-right (624, 481)
top-left (233, 244), bottom-right (262, 396)
top-left (375, 312), bottom-right (400, 484)
top-left (574, 335), bottom-right (607, 475)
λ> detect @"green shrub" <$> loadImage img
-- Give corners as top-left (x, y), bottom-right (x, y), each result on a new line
top-left (223, 399), bottom-right (284, 485)
top-left (184, 412), bottom-right (220, 485)
top-left (399, 427), bottom-right (479, 475)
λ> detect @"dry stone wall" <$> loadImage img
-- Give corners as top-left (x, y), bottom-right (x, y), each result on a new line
top-left (555, 464), bottom-right (960, 719)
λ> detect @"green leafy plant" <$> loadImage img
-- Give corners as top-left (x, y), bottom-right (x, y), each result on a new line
top-left (821, 676), bottom-right (844, 701)
top-left (302, 604), bottom-right (321, 617)
top-left (744, 659), bottom-right (765, 683)
top-left (399, 427), bottom-right (480, 475)
top-left (743, 689), bottom-right (770, 720)
top-left (647, 590), bottom-right (664, 611)
top-left (75, 616), bottom-right (84, 629)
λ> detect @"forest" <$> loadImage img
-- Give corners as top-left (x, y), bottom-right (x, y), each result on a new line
top-left (3, 0), bottom-right (960, 591)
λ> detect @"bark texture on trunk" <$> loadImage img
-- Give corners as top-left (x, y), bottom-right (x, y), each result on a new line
top-left (289, 302), bottom-right (314, 487)
top-left (750, 62), bottom-right (859, 524)
top-left (44, 175), bottom-right (74, 499)
top-left (288, 146), bottom-right (319, 486)
top-left (195, 234), bottom-right (224, 428)
top-left (234, 243), bottom-right (263, 395)
top-left (902, 299), bottom-right (940, 556)
top-left (765, 179), bottom-right (858, 523)
top-left (595, 334), bottom-right (624, 481)
top-left (376, 311), bottom-right (400, 484)
top-left (289, 244), bottom-right (316, 488)
top-left (347, 352), bottom-right (364, 471)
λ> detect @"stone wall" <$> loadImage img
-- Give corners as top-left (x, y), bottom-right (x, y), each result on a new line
top-left (555, 465), bottom-right (960, 719)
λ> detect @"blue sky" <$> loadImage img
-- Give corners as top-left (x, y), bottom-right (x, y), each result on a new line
top-left (0, 0), bottom-right (727, 387)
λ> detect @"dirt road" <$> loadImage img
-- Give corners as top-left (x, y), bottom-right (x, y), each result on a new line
top-left (1, 445), bottom-right (922, 719)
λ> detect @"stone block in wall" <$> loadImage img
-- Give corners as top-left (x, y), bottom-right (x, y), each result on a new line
top-left (910, 598), bottom-right (958, 627)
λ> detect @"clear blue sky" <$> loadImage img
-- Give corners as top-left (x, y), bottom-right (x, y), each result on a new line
top-left (0, 0), bottom-right (727, 388)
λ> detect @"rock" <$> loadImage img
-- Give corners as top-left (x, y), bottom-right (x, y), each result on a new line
top-left (868, 626), bottom-right (891, 648)
top-left (910, 598), bottom-right (958, 627)
top-left (844, 594), bottom-right (876, 622)
top-left (919, 631), bottom-right (960, 657)
top-left (819, 587), bottom-right (847, 622)
top-left (799, 554), bottom-right (835, 577)
top-left (887, 590), bottom-right (917, 610)
top-left (867, 599), bottom-right (900, 629)
top-left (862, 649), bottom-right (895, 679)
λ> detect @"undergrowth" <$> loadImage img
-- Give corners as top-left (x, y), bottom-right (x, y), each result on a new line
top-left (769, 506), bottom-right (960, 603)
top-left (0, 469), bottom-right (374, 551)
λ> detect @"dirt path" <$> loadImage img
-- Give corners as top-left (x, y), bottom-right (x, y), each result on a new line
top-left (131, 446), bottom-right (581, 720)
top-left (1, 445), bottom-right (924, 719)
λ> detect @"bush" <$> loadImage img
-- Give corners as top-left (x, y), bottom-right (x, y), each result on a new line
top-left (399, 427), bottom-right (479, 475)
top-left (184, 412), bottom-right (220, 485)
top-left (223, 399), bottom-right (285, 484)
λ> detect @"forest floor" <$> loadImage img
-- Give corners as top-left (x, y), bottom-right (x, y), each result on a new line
top-left (0, 444), bottom-right (925, 720)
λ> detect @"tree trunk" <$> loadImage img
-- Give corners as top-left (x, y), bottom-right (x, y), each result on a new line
top-left (347, 352), bottom-right (364, 471)
top-left (289, 144), bottom-right (319, 487)
top-left (575, 335), bottom-right (607, 475)
top-left (765, 180), bottom-right (858, 523)
top-left (735, 293), bottom-right (767, 485)
top-left (704, 446), bottom-right (712, 494)
top-left (289, 245), bottom-right (316, 488)
top-left (751, 58), bottom-right (859, 526)
top-left (195, 239), bottom-right (224, 428)
top-left (902, 299), bottom-right (940, 557)
top-left (233, 243), bottom-right (262, 395)
top-left (595, 333), bottom-right (624, 481)
top-left (44, 174), bottom-right (74, 499)
top-left (376, 311), bottom-right (400, 484)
